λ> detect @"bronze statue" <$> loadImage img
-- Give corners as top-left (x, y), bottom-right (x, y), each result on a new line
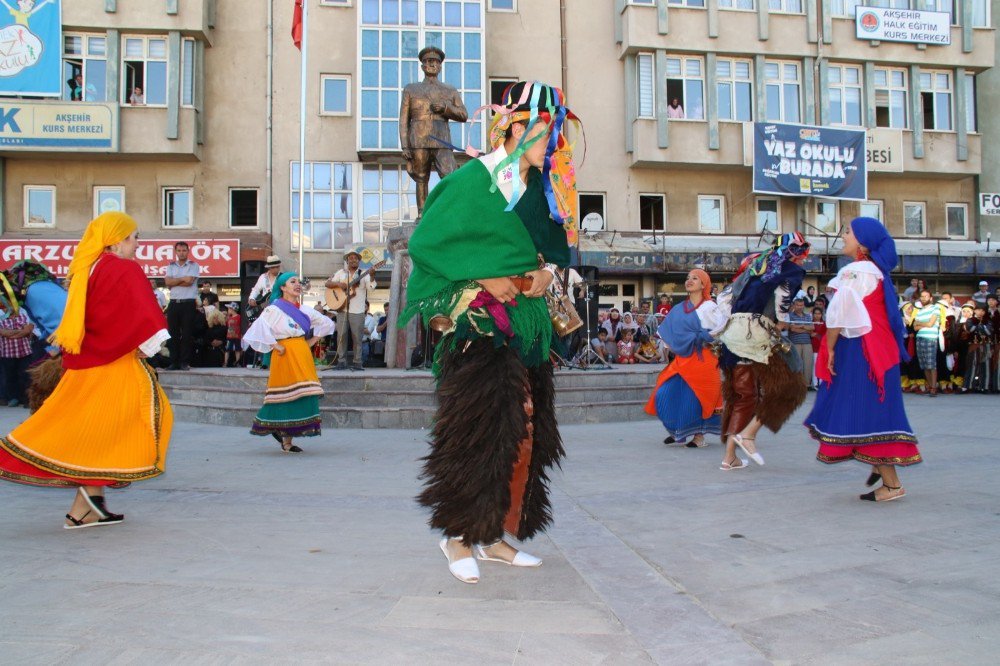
top-left (399, 46), bottom-right (469, 215)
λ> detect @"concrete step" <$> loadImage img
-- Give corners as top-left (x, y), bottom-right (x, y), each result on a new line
top-left (169, 399), bottom-right (654, 429)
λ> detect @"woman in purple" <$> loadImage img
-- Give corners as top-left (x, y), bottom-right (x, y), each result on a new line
top-left (242, 273), bottom-right (333, 453)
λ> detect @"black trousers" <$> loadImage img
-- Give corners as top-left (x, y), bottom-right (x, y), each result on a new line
top-left (1, 355), bottom-right (31, 404)
top-left (167, 300), bottom-right (197, 367)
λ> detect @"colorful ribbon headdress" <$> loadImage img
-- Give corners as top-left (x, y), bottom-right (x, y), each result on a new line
top-left (463, 81), bottom-right (585, 245)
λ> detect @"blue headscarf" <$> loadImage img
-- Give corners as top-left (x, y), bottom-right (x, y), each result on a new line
top-left (850, 217), bottom-right (909, 361)
top-left (270, 271), bottom-right (297, 303)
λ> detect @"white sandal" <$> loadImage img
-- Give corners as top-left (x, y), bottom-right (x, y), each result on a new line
top-left (474, 541), bottom-right (542, 568)
top-left (720, 457), bottom-right (749, 471)
top-left (439, 538), bottom-right (479, 584)
top-left (733, 434), bottom-right (765, 466)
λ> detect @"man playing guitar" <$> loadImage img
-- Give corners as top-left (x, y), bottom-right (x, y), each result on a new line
top-left (247, 255), bottom-right (283, 319)
top-left (325, 250), bottom-right (377, 371)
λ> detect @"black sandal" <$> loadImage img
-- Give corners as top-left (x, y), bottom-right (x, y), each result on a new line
top-left (281, 441), bottom-right (303, 453)
top-left (859, 483), bottom-right (904, 502)
top-left (68, 488), bottom-right (124, 528)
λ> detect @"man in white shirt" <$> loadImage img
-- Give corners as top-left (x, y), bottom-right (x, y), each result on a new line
top-left (248, 255), bottom-right (282, 311)
top-left (163, 242), bottom-right (201, 370)
top-left (326, 251), bottom-right (376, 371)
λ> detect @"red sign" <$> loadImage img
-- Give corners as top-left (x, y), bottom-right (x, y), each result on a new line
top-left (0, 239), bottom-right (241, 278)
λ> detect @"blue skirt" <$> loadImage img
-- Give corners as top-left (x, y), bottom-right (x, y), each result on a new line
top-left (655, 376), bottom-right (721, 440)
top-left (805, 336), bottom-right (920, 465)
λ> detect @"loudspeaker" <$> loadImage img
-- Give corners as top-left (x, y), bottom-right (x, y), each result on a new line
top-left (574, 265), bottom-right (599, 334)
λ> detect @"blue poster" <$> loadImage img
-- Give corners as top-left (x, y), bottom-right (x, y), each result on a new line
top-left (0, 0), bottom-right (62, 97)
top-left (752, 122), bottom-right (867, 201)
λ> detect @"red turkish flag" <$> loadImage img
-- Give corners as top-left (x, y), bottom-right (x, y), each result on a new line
top-left (292, 0), bottom-right (303, 49)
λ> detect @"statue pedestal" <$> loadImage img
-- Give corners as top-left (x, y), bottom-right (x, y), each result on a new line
top-left (385, 223), bottom-right (419, 369)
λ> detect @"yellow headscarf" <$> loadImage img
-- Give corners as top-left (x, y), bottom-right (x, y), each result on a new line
top-left (53, 212), bottom-right (138, 354)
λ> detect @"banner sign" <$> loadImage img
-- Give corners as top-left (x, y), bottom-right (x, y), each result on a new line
top-left (855, 7), bottom-right (951, 46)
top-left (0, 101), bottom-right (118, 150)
top-left (0, 0), bottom-right (62, 96)
top-left (752, 122), bottom-right (867, 201)
top-left (0, 239), bottom-right (241, 278)
top-left (979, 193), bottom-right (1000, 216)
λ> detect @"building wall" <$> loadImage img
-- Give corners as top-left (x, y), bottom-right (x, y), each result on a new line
top-left (978, 0), bottom-right (1000, 239)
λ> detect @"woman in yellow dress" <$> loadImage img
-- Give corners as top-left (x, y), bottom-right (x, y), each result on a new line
top-left (0, 212), bottom-right (173, 529)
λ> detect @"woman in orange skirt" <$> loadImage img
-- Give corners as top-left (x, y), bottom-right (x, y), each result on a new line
top-left (0, 212), bottom-right (173, 529)
top-left (242, 273), bottom-right (333, 452)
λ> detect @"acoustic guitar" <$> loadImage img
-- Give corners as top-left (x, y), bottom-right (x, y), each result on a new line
top-left (325, 260), bottom-right (386, 311)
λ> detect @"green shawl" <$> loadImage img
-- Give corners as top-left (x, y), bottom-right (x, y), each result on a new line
top-left (403, 158), bottom-right (570, 373)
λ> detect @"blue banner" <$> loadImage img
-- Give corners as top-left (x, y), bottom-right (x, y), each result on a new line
top-left (752, 122), bottom-right (867, 201)
top-left (0, 0), bottom-right (62, 97)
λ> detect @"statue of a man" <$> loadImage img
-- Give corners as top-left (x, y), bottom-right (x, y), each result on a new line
top-left (399, 46), bottom-right (469, 215)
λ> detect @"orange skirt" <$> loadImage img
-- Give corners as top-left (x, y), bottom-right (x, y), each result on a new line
top-left (0, 352), bottom-right (173, 487)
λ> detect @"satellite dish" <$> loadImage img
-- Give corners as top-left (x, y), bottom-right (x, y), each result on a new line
top-left (581, 212), bottom-right (605, 232)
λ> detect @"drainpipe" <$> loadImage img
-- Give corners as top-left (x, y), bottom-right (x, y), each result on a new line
top-left (560, 0), bottom-right (568, 95)
top-left (265, 0), bottom-right (274, 241)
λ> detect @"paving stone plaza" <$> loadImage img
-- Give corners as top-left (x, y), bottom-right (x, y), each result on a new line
top-left (0, 392), bottom-right (997, 665)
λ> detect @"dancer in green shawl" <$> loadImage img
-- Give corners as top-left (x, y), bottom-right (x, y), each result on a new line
top-left (402, 81), bottom-right (583, 584)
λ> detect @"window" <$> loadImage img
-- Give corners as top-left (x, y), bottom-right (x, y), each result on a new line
top-left (163, 188), bottom-right (193, 228)
top-left (639, 194), bottom-right (666, 231)
top-left (917, 0), bottom-right (953, 24)
top-left (903, 202), bottom-right (926, 237)
top-left (717, 58), bottom-right (753, 122)
top-left (859, 200), bottom-right (884, 223)
top-left (828, 64), bottom-right (862, 127)
top-left (814, 200), bottom-right (839, 235)
top-left (971, 0), bottom-right (989, 26)
top-left (667, 0), bottom-right (706, 7)
top-left (291, 162), bottom-right (354, 250)
top-left (579, 193), bottom-right (607, 231)
top-left (665, 55), bottom-right (704, 120)
top-left (360, 1), bottom-right (484, 151)
top-left (488, 0), bottom-right (516, 9)
top-left (489, 78), bottom-right (517, 106)
top-left (965, 73), bottom-right (977, 132)
top-left (637, 53), bottom-right (654, 119)
top-left (946, 203), bottom-right (968, 238)
top-left (123, 36), bottom-right (168, 106)
top-left (765, 61), bottom-right (801, 123)
top-left (756, 198), bottom-right (780, 233)
top-left (719, 0), bottom-right (755, 9)
top-left (321, 0), bottom-right (352, 5)
top-left (874, 68), bottom-right (907, 129)
top-left (93, 186), bottom-right (125, 217)
top-left (831, 0), bottom-right (861, 15)
top-left (698, 195), bottom-right (725, 233)
top-left (24, 186), bottom-right (55, 228)
top-left (181, 38), bottom-right (195, 107)
top-left (63, 34), bottom-right (108, 102)
top-left (321, 75), bottom-right (351, 115)
top-left (768, 0), bottom-right (803, 12)
top-left (920, 70), bottom-right (952, 131)
top-left (629, 0), bottom-right (656, 4)
top-left (361, 164), bottom-right (425, 243)
top-left (230, 189), bottom-right (259, 228)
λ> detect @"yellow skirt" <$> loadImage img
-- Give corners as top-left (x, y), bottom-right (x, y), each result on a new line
top-left (252, 337), bottom-right (323, 438)
top-left (0, 353), bottom-right (173, 487)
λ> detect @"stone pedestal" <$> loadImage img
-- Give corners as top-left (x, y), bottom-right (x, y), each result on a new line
top-left (385, 223), bottom-right (418, 368)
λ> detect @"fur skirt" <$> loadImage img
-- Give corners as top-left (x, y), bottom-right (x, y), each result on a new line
top-left (722, 354), bottom-right (806, 436)
top-left (417, 337), bottom-right (564, 545)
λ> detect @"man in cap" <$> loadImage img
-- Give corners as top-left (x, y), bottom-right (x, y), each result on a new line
top-left (248, 255), bottom-right (282, 312)
top-left (399, 46), bottom-right (469, 214)
top-left (972, 280), bottom-right (991, 308)
top-left (326, 250), bottom-right (376, 371)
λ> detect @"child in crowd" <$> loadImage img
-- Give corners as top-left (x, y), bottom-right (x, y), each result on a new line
top-left (223, 303), bottom-right (242, 368)
top-left (617, 329), bottom-right (637, 364)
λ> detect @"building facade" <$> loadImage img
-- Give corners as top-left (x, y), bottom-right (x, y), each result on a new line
top-left (0, 0), bottom-right (995, 310)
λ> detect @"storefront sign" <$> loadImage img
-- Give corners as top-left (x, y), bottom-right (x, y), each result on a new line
top-left (0, 0), bottom-right (62, 96)
top-left (855, 7), bottom-right (951, 46)
top-left (753, 122), bottom-right (867, 201)
top-left (0, 239), bottom-right (241, 278)
top-left (866, 128), bottom-right (903, 173)
top-left (979, 192), bottom-right (1000, 216)
top-left (0, 101), bottom-right (118, 150)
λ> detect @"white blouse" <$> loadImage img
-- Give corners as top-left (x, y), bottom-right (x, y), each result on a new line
top-left (695, 300), bottom-right (728, 337)
top-left (825, 261), bottom-right (882, 338)
top-left (242, 302), bottom-right (335, 353)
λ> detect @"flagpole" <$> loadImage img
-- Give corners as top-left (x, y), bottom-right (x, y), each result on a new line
top-left (296, 0), bottom-right (308, 279)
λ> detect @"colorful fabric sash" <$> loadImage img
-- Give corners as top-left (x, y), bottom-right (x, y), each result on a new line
top-left (273, 298), bottom-right (311, 338)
